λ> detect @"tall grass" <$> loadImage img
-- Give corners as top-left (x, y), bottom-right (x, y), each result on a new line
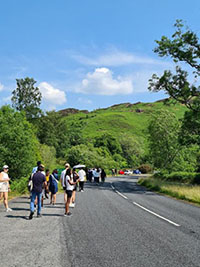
top-left (138, 178), bottom-right (200, 205)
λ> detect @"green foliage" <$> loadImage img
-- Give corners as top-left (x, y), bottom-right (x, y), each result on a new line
top-left (149, 20), bottom-right (200, 112)
top-left (10, 177), bottom-right (29, 194)
top-left (119, 134), bottom-right (144, 167)
top-left (65, 143), bottom-right (117, 171)
top-left (180, 109), bottom-right (200, 146)
top-left (94, 133), bottom-right (122, 155)
top-left (40, 144), bottom-right (57, 171)
top-left (11, 77), bottom-right (42, 120)
top-left (154, 171), bottom-right (200, 184)
top-left (36, 111), bottom-right (70, 158)
top-left (148, 110), bottom-right (181, 170)
top-left (170, 145), bottom-right (199, 172)
top-left (0, 106), bottom-right (39, 179)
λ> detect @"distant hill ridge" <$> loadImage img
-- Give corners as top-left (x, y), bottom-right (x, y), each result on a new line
top-left (58, 98), bottom-right (170, 115)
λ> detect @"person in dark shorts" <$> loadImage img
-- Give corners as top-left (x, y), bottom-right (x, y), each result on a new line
top-left (29, 165), bottom-right (47, 219)
top-left (64, 168), bottom-right (77, 216)
top-left (70, 169), bottom-right (80, 208)
top-left (49, 169), bottom-right (59, 205)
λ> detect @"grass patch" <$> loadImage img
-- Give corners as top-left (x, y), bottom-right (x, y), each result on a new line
top-left (138, 177), bottom-right (200, 205)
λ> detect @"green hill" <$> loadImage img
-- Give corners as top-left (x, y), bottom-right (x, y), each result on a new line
top-left (61, 99), bottom-right (186, 151)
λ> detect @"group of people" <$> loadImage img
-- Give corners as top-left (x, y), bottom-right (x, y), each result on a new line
top-left (0, 161), bottom-right (106, 218)
top-left (29, 162), bottom-right (87, 219)
top-left (87, 168), bottom-right (106, 183)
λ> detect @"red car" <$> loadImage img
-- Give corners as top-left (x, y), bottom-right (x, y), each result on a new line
top-left (118, 170), bottom-right (124, 175)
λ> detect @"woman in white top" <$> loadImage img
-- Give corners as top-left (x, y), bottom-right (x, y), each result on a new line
top-left (64, 168), bottom-right (77, 216)
top-left (0, 165), bottom-right (12, 212)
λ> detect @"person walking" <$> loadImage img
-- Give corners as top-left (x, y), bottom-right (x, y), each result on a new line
top-left (101, 169), bottom-right (106, 183)
top-left (32, 161), bottom-right (42, 174)
top-left (64, 168), bottom-right (77, 216)
top-left (78, 168), bottom-right (86, 192)
top-left (29, 165), bottom-right (46, 220)
top-left (93, 168), bottom-right (101, 184)
top-left (49, 169), bottom-right (59, 205)
top-left (70, 169), bottom-right (79, 207)
top-left (60, 163), bottom-right (70, 203)
top-left (0, 165), bottom-right (12, 212)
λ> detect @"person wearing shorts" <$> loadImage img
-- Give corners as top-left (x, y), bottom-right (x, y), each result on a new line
top-left (0, 165), bottom-right (12, 212)
top-left (64, 168), bottom-right (77, 216)
top-left (70, 169), bottom-right (79, 208)
top-left (60, 163), bottom-right (70, 203)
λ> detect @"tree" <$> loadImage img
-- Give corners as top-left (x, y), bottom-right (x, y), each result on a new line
top-left (148, 110), bottom-right (181, 171)
top-left (36, 111), bottom-right (70, 158)
top-left (119, 134), bottom-right (144, 167)
top-left (94, 133), bottom-right (122, 155)
top-left (11, 77), bottom-right (42, 120)
top-left (0, 106), bottom-right (40, 179)
top-left (149, 20), bottom-right (200, 112)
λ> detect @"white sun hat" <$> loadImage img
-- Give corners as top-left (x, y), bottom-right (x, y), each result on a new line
top-left (3, 165), bottom-right (9, 169)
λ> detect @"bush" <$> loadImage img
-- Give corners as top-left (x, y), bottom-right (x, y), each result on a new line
top-left (154, 171), bottom-right (200, 184)
top-left (138, 164), bottom-right (152, 174)
top-left (10, 177), bottom-right (29, 194)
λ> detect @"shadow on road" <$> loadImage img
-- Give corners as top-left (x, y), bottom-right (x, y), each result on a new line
top-left (6, 215), bottom-right (28, 220)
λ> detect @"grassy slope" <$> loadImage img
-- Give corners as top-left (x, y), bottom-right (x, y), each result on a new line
top-left (61, 101), bottom-right (187, 151)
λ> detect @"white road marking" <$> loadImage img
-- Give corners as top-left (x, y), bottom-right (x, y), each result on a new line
top-left (133, 202), bottom-right (180, 227)
top-left (115, 190), bottom-right (128, 199)
top-left (111, 184), bottom-right (128, 199)
top-left (111, 183), bottom-right (180, 227)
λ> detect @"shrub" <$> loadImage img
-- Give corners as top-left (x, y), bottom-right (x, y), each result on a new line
top-left (138, 164), bottom-right (152, 174)
top-left (154, 171), bottom-right (200, 184)
top-left (10, 177), bottom-right (29, 194)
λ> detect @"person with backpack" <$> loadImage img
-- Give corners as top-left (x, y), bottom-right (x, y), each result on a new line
top-left (49, 169), bottom-right (59, 205)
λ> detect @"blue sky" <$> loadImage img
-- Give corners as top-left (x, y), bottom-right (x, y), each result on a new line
top-left (0, 0), bottom-right (199, 111)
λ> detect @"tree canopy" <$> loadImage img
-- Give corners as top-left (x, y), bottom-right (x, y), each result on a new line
top-left (11, 77), bottom-right (42, 120)
top-left (149, 20), bottom-right (200, 112)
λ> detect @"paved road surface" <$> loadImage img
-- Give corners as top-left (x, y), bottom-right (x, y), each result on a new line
top-left (1, 176), bottom-right (200, 267)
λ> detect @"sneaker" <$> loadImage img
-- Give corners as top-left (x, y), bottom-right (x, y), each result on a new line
top-left (69, 203), bottom-right (75, 208)
top-left (29, 211), bottom-right (34, 220)
top-left (37, 214), bottom-right (42, 218)
top-left (6, 207), bottom-right (13, 212)
top-left (81, 190), bottom-right (84, 192)
top-left (64, 212), bottom-right (72, 217)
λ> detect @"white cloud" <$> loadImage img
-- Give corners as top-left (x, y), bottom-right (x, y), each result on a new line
top-left (0, 83), bottom-right (4, 91)
top-left (71, 49), bottom-right (170, 67)
top-left (39, 82), bottom-right (67, 106)
top-left (76, 67), bottom-right (133, 95)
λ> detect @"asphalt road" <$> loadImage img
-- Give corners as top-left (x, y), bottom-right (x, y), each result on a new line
top-left (1, 175), bottom-right (200, 267)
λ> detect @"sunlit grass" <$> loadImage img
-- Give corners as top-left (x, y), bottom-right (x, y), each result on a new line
top-left (138, 178), bottom-right (200, 205)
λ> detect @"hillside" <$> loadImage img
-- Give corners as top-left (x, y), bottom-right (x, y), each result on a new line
top-left (60, 99), bottom-right (187, 152)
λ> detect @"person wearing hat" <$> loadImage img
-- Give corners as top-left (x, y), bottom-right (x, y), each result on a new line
top-left (0, 165), bottom-right (12, 212)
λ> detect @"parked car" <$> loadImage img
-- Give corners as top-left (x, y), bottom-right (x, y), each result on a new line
top-left (124, 170), bottom-right (132, 175)
top-left (133, 169), bottom-right (141, 174)
top-left (118, 170), bottom-right (124, 175)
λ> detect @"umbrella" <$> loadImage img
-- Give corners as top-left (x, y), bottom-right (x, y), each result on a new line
top-left (73, 164), bottom-right (86, 169)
